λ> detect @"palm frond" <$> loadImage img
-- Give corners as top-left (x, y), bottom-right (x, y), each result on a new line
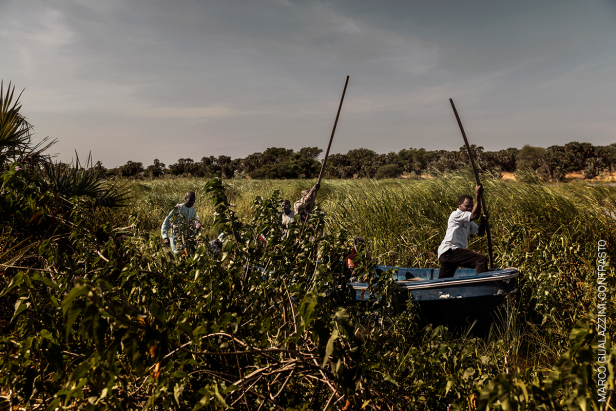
top-left (0, 81), bottom-right (34, 163)
top-left (17, 136), bottom-right (58, 168)
top-left (39, 152), bottom-right (131, 209)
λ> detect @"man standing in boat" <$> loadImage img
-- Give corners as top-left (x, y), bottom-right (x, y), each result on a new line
top-left (437, 185), bottom-right (488, 278)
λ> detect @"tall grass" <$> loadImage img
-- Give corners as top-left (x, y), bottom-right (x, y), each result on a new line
top-left (321, 177), bottom-right (615, 266)
top-left (127, 178), bottom-right (329, 239)
top-left (126, 176), bottom-right (616, 263)
top-left (122, 175), bottom-right (616, 358)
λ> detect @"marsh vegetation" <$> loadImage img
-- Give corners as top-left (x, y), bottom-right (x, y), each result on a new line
top-left (1, 84), bottom-right (615, 409)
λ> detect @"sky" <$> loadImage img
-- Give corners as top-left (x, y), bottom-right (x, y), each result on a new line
top-left (1, 0), bottom-right (616, 167)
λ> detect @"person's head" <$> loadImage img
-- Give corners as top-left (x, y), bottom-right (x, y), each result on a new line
top-left (458, 194), bottom-right (473, 212)
top-left (354, 237), bottom-right (366, 251)
top-left (353, 237), bottom-right (370, 259)
top-left (184, 191), bottom-right (196, 208)
top-left (282, 200), bottom-right (292, 215)
top-left (301, 189), bottom-right (310, 197)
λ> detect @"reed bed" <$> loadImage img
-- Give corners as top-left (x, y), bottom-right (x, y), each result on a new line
top-left (3, 174), bottom-right (614, 408)
top-left (127, 176), bottom-right (616, 265)
top-left (122, 176), bottom-right (616, 363)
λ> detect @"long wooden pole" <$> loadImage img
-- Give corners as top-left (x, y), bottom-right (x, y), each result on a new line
top-left (449, 98), bottom-right (494, 269)
top-left (317, 75), bottom-right (349, 185)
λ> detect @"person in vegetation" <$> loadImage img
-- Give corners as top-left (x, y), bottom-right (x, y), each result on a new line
top-left (209, 233), bottom-right (225, 255)
top-left (161, 191), bottom-right (201, 253)
top-left (294, 183), bottom-right (320, 223)
top-left (437, 185), bottom-right (488, 278)
top-left (344, 237), bottom-right (371, 281)
top-left (281, 199), bottom-right (295, 226)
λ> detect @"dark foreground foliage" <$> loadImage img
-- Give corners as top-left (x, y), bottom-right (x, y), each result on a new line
top-left (1, 171), bottom-right (614, 409)
top-left (1, 82), bottom-right (615, 409)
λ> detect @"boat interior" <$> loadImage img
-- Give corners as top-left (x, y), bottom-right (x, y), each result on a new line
top-left (376, 266), bottom-right (498, 281)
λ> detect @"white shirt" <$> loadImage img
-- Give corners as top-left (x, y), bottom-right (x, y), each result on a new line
top-left (437, 208), bottom-right (479, 259)
top-left (282, 210), bottom-right (295, 226)
top-left (161, 203), bottom-right (198, 253)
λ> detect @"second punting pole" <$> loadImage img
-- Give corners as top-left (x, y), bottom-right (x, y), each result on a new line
top-left (449, 98), bottom-right (494, 269)
top-left (316, 76), bottom-right (350, 187)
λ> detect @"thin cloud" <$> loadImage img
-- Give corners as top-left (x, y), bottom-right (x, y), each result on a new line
top-left (136, 106), bottom-right (234, 119)
top-left (0, 0), bottom-right (615, 167)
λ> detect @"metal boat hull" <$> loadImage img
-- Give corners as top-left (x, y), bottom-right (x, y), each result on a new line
top-left (351, 266), bottom-right (520, 326)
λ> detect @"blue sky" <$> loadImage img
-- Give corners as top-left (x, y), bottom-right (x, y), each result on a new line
top-left (2, 0), bottom-right (616, 167)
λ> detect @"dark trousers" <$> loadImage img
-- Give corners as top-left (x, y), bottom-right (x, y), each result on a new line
top-left (438, 248), bottom-right (487, 279)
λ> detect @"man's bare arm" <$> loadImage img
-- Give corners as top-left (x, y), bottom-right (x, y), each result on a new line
top-left (308, 183), bottom-right (320, 198)
top-left (470, 185), bottom-right (483, 220)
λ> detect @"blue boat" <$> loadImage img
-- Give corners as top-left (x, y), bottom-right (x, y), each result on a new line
top-left (351, 266), bottom-right (520, 326)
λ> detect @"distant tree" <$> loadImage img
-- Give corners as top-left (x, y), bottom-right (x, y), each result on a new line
top-left (169, 158), bottom-right (200, 176)
top-left (600, 144), bottom-right (616, 172)
top-left (397, 148), bottom-right (429, 175)
top-left (299, 147), bottom-right (323, 160)
top-left (119, 161), bottom-right (144, 178)
top-left (537, 146), bottom-right (567, 181)
top-left (217, 155), bottom-right (236, 179)
top-left (481, 148), bottom-right (519, 173)
top-left (492, 148), bottom-right (519, 172)
top-left (346, 148), bottom-right (381, 178)
top-left (249, 162), bottom-right (297, 179)
top-left (563, 141), bottom-right (595, 172)
top-left (583, 157), bottom-right (599, 179)
top-left (248, 153), bottom-right (319, 180)
top-left (199, 156), bottom-right (216, 176)
top-left (387, 151), bottom-right (398, 164)
top-left (324, 153), bottom-right (352, 178)
top-left (289, 153), bottom-right (320, 178)
top-left (261, 147), bottom-right (294, 165)
top-left (516, 145), bottom-right (546, 171)
top-left (458, 144), bottom-right (485, 168)
top-left (145, 159), bottom-right (166, 178)
top-left (428, 150), bottom-right (462, 173)
top-left (240, 152), bottom-right (263, 173)
top-left (105, 167), bottom-right (120, 178)
top-left (374, 164), bottom-right (403, 179)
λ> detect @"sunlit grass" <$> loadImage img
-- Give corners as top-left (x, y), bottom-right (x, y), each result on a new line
top-left (120, 175), bottom-right (616, 362)
top-left (125, 176), bottom-right (616, 265)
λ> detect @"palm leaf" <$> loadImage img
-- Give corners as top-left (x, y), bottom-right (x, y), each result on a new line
top-left (0, 81), bottom-right (33, 161)
top-left (39, 152), bottom-right (131, 209)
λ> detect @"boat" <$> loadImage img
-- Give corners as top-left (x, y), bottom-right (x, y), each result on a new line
top-left (350, 266), bottom-right (521, 327)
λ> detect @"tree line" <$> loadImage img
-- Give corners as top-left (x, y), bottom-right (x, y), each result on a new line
top-left (97, 141), bottom-right (616, 181)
